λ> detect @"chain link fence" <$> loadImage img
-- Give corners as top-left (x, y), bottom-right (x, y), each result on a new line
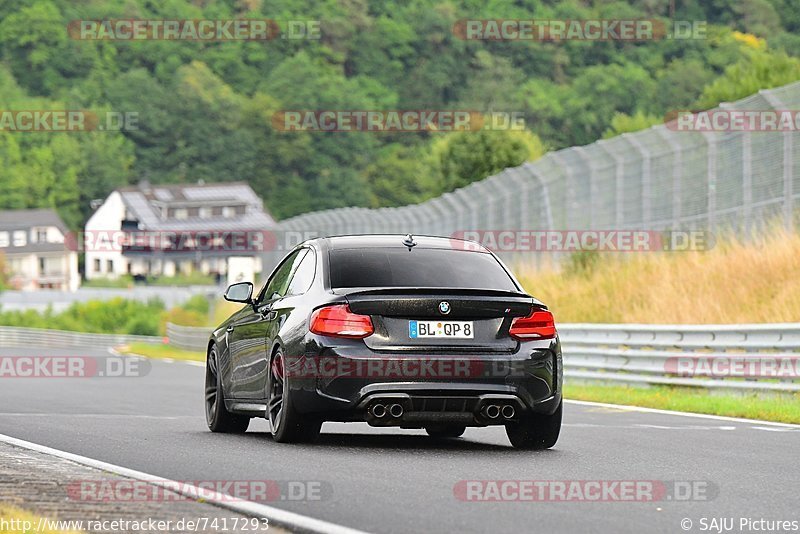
top-left (270, 82), bottom-right (800, 270)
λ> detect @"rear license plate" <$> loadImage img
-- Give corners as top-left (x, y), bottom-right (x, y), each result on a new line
top-left (409, 320), bottom-right (473, 339)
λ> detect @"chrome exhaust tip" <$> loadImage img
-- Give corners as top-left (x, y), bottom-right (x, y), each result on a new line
top-left (371, 404), bottom-right (387, 418)
top-left (501, 405), bottom-right (516, 419)
top-left (389, 403), bottom-right (404, 418)
top-left (485, 404), bottom-right (500, 419)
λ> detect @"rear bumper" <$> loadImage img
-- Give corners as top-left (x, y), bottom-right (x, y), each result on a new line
top-left (355, 391), bottom-right (561, 427)
top-left (289, 337), bottom-right (562, 425)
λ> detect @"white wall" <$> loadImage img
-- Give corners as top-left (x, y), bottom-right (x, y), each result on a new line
top-left (84, 191), bottom-right (126, 279)
top-left (67, 250), bottom-right (79, 291)
top-left (227, 256), bottom-right (257, 286)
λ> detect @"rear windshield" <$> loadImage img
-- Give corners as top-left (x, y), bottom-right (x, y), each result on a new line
top-left (329, 248), bottom-right (519, 291)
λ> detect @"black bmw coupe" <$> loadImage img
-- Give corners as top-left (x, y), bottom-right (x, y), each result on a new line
top-left (205, 235), bottom-right (562, 449)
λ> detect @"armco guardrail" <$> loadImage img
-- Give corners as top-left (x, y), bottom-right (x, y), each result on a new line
top-left (559, 323), bottom-right (800, 392)
top-left (0, 324), bottom-right (209, 353)
top-left (165, 322), bottom-right (212, 352)
top-left (0, 326), bottom-right (161, 349)
top-left (3, 323), bottom-right (798, 392)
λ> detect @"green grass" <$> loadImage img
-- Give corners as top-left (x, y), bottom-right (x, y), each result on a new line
top-left (118, 342), bottom-right (205, 362)
top-left (81, 275), bottom-right (134, 288)
top-left (82, 273), bottom-right (216, 288)
top-left (565, 383), bottom-right (800, 424)
top-left (148, 273), bottom-right (217, 286)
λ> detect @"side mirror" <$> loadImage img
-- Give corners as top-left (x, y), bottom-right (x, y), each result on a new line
top-left (224, 282), bottom-right (254, 303)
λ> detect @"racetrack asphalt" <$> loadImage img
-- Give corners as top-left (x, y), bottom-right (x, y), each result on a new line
top-left (1, 346), bottom-right (797, 533)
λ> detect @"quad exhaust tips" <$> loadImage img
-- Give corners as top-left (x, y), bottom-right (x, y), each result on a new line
top-left (484, 404), bottom-right (516, 420)
top-left (368, 397), bottom-right (517, 422)
top-left (371, 403), bottom-right (404, 419)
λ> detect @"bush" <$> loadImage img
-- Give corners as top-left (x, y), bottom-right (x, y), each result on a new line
top-left (181, 294), bottom-right (210, 315)
top-left (0, 297), bottom-right (165, 335)
top-left (82, 275), bottom-right (134, 288)
top-left (124, 315), bottom-right (160, 336)
top-left (147, 273), bottom-right (216, 286)
top-left (159, 307), bottom-right (206, 334)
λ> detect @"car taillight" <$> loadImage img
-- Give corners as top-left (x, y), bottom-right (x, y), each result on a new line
top-left (509, 309), bottom-right (556, 340)
top-left (309, 304), bottom-right (374, 339)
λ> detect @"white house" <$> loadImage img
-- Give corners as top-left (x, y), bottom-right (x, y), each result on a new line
top-left (84, 181), bottom-right (275, 283)
top-left (0, 209), bottom-right (80, 291)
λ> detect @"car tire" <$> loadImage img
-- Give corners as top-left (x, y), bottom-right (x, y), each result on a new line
top-left (205, 345), bottom-right (250, 433)
top-left (268, 348), bottom-right (322, 443)
top-left (425, 425), bottom-right (466, 438)
top-left (505, 400), bottom-right (561, 450)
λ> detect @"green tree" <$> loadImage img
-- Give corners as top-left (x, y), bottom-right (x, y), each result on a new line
top-left (1, 0), bottom-right (800, 225)
top-left (365, 145), bottom-right (438, 208)
top-left (560, 63), bottom-right (656, 146)
top-left (696, 48), bottom-right (800, 109)
top-left (431, 129), bottom-right (546, 194)
top-left (602, 111), bottom-right (662, 139)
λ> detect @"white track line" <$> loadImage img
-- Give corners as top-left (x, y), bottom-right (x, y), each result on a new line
top-left (0, 433), bottom-right (370, 534)
top-left (565, 399), bottom-right (800, 428)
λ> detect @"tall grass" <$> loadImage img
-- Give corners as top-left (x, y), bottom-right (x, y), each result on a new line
top-left (515, 229), bottom-right (800, 323)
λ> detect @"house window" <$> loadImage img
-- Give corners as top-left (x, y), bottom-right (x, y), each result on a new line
top-left (107, 259), bottom-right (114, 273)
top-left (39, 257), bottom-right (46, 274)
top-left (0, 232), bottom-right (8, 247)
top-left (94, 258), bottom-right (101, 272)
top-left (174, 208), bottom-right (188, 220)
top-left (12, 231), bottom-right (26, 247)
top-left (36, 229), bottom-right (48, 243)
top-left (222, 207), bottom-right (235, 218)
top-left (199, 207), bottom-right (213, 219)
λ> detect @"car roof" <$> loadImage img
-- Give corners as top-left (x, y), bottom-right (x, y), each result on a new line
top-left (315, 234), bottom-right (489, 252)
